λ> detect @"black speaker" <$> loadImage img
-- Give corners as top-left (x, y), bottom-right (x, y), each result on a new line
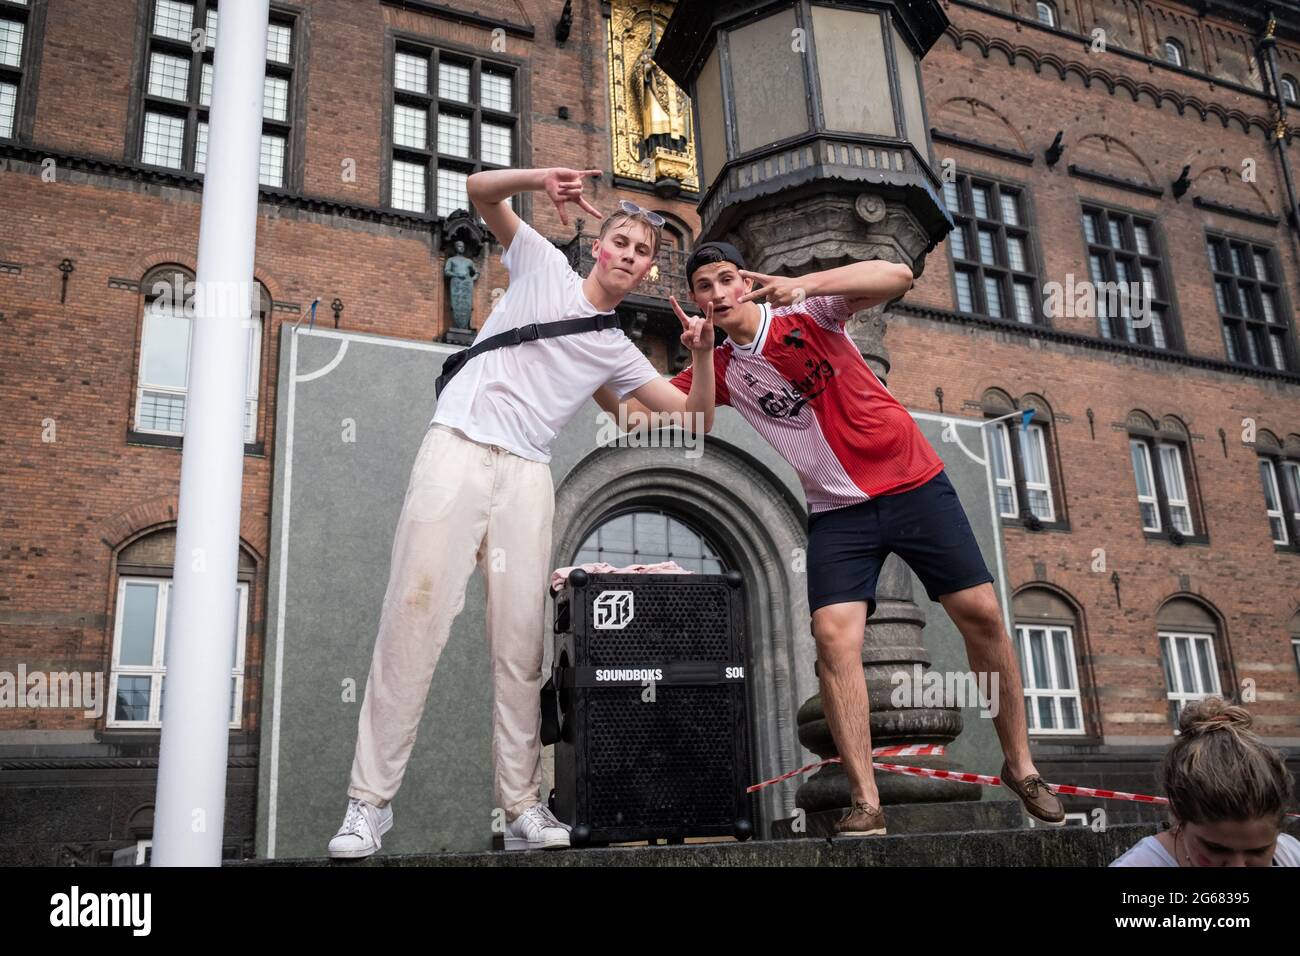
top-left (546, 569), bottom-right (754, 845)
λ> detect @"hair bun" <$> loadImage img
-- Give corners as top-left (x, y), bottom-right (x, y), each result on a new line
top-left (1178, 696), bottom-right (1252, 736)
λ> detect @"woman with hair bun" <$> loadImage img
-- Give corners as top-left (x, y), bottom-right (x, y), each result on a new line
top-left (1112, 697), bottom-right (1300, 866)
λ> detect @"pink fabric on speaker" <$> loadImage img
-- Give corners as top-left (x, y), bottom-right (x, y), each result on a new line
top-left (549, 560), bottom-right (694, 593)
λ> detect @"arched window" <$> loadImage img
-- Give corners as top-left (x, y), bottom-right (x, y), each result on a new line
top-left (1283, 75), bottom-right (1299, 105)
top-left (109, 528), bottom-right (254, 729)
top-left (135, 267), bottom-right (267, 443)
top-left (1290, 609), bottom-right (1300, 680)
top-left (1035, 2), bottom-right (1057, 28)
top-left (1255, 430), bottom-right (1300, 548)
top-left (1163, 38), bottom-right (1185, 67)
top-left (1156, 597), bottom-right (1223, 726)
top-left (1126, 412), bottom-right (1203, 542)
top-left (981, 389), bottom-right (1065, 528)
top-left (574, 510), bottom-right (725, 573)
top-left (655, 216), bottom-right (687, 254)
top-left (1012, 587), bottom-right (1086, 735)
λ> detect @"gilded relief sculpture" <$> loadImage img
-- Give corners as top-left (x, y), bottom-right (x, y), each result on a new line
top-left (609, 0), bottom-right (699, 195)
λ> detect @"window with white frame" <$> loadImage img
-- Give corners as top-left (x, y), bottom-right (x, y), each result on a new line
top-left (139, 1), bottom-right (297, 188)
top-left (1255, 435), bottom-right (1300, 549)
top-left (0, 0), bottom-right (40, 141)
top-left (1034, 2), bottom-right (1057, 28)
top-left (989, 422), bottom-right (1056, 521)
top-left (1283, 75), bottom-right (1299, 105)
top-left (1159, 631), bottom-right (1220, 726)
top-left (1285, 460), bottom-right (1300, 534)
top-left (1259, 458), bottom-right (1290, 545)
top-left (983, 394), bottom-right (1062, 526)
top-left (1164, 38), bottom-right (1185, 67)
top-left (388, 43), bottom-right (519, 217)
top-left (109, 577), bottom-right (248, 729)
top-left (1157, 442), bottom-right (1194, 534)
top-left (989, 421), bottom-right (1017, 518)
top-left (1015, 623), bottom-right (1084, 734)
top-left (134, 270), bottom-right (263, 442)
top-left (1129, 438), bottom-right (1161, 531)
top-left (1128, 417), bottom-right (1200, 539)
top-left (1018, 422), bottom-right (1055, 521)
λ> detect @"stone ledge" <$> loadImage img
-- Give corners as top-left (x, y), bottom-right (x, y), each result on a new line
top-left (233, 823), bottom-right (1167, 867)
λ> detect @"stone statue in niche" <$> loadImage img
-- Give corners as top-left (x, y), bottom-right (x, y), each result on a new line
top-left (635, 47), bottom-right (688, 156)
top-left (444, 240), bottom-right (479, 331)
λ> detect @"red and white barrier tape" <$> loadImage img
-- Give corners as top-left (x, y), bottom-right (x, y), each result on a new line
top-left (872, 762), bottom-right (1166, 805)
top-left (745, 745), bottom-right (946, 794)
top-left (751, 755), bottom-right (1300, 818)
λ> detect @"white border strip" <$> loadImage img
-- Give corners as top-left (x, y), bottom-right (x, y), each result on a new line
top-left (911, 410), bottom-right (1014, 635)
top-left (266, 327), bottom-right (458, 857)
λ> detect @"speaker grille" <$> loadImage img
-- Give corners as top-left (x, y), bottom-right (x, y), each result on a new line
top-left (585, 686), bottom-right (737, 829)
top-left (588, 582), bottom-right (732, 666)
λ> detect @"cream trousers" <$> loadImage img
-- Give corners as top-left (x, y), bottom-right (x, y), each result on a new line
top-left (347, 423), bottom-right (554, 820)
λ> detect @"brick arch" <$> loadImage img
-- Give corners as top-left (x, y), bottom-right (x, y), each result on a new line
top-left (649, 209), bottom-right (696, 249)
top-left (128, 248), bottom-right (195, 279)
top-left (1188, 164), bottom-right (1275, 218)
top-left (96, 496), bottom-right (265, 567)
top-left (979, 386), bottom-right (1016, 414)
top-left (1012, 581), bottom-right (1087, 623)
top-left (1018, 391), bottom-right (1056, 423)
top-left (1154, 591), bottom-right (1227, 635)
top-left (1159, 413), bottom-right (1191, 439)
top-left (128, 249), bottom-right (288, 305)
top-left (1256, 429), bottom-right (1283, 453)
top-left (1073, 133), bottom-right (1156, 186)
top-left (1125, 408), bottom-right (1158, 432)
top-left (932, 96), bottom-right (1028, 153)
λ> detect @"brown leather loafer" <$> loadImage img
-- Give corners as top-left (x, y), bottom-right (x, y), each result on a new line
top-left (834, 801), bottom-right (887, 837)
top-left (1000, 761), bottom-right (1066, 826)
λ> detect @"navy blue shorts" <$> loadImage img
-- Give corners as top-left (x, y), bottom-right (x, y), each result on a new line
top-left (806, 470), bottom-right (994, 617)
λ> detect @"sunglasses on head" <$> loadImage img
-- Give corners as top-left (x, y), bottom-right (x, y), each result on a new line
top-left (618, 199), bottom-right (665, 227)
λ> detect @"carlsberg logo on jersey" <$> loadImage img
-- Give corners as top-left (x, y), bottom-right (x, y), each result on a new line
top-left (592, 590), bottom-right (634, 629)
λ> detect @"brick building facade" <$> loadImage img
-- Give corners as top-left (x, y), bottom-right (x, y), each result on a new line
top-left (1, 0), bottom-right (1298, 863)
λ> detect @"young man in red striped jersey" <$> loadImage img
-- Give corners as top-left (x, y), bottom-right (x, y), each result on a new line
top-left (593, 242), bottom-right (1064, 835)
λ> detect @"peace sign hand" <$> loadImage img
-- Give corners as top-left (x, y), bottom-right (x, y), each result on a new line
top-left (670, 296), bottom-right (715, 353)
top-left (737, 270), bottom-right (809, 308)
top-left (543, 168), bottom-right (604, 226)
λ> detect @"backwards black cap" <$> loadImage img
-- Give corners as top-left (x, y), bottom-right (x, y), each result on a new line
top-left (685, 241), bottom-right (748, 286)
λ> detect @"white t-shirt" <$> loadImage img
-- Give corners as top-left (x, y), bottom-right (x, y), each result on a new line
top-left (431, 219), bottom-right (660, 462)
top-left (1110, 831), bottom-right (1300, 867)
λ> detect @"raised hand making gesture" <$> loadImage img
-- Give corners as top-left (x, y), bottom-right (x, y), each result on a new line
top-left (542, 167), bottom-right (604, 226)
top-left (736, 270), bottom-right (809, 308)
top-left (671, 295), bottom-right (714, 353)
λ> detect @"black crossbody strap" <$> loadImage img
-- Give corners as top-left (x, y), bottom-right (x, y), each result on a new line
top-left (461, 312), bottom-right (622, 362)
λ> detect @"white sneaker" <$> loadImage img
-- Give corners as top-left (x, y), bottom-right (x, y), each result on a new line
top-left (327, 797), bottom-right (393, 859)
top-left (504, 803), bottom-right (572, 851)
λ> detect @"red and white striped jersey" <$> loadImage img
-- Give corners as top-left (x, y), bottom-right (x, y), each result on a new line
top-left (670, 295), bottom-right (943, 512)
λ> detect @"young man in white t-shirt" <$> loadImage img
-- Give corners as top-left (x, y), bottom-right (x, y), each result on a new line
top-left (328, 167), bottom-right (716, 857)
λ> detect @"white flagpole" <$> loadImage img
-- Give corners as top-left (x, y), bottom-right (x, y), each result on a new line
top-left (152, 0), bottom-right (270, 867)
